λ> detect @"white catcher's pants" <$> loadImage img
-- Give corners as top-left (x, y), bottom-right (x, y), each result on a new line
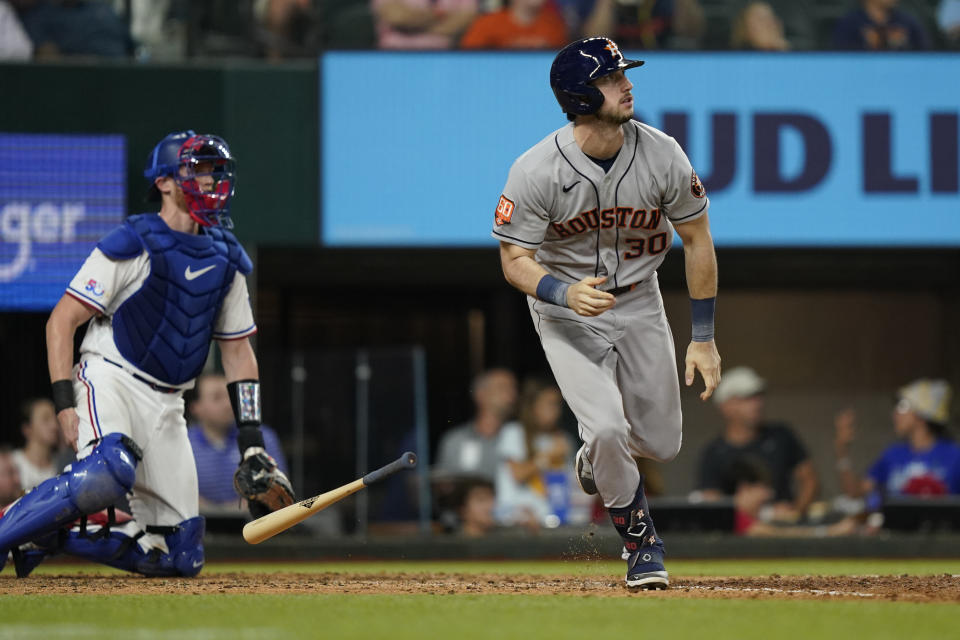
top-left (72, 356), bottom-right (199, 546)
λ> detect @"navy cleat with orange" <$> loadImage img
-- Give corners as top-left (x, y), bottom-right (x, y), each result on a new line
top-left (608, 475), bottom-right (668, 590)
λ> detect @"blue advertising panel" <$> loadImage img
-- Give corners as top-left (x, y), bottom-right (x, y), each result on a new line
top-left (321, 52), bottom-right (959, 247)
top-left (0, 134), bottom-right (126, 310)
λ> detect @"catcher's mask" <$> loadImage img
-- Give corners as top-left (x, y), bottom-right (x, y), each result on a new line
top-left (144, 130), bottom-right (237, 229)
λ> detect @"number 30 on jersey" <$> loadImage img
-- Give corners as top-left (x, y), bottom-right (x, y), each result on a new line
top-left (623, 232), bottom-right (668, 260)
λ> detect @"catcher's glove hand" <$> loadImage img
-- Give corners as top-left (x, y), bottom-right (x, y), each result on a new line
top-left (234, 447), bottom-right (295, 519)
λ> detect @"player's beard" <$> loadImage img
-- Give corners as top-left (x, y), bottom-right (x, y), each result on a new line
top-left (595, 107), bottom-right (633, 126)
top-left (597, 103), bottom-right (633, 126)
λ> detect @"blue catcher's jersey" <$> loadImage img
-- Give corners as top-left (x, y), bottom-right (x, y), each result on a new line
top-left (96, 214), bottom-right (253, 385)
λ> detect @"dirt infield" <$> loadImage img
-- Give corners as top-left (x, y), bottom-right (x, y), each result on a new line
top-left (2, 572), bottom-right (958, 602)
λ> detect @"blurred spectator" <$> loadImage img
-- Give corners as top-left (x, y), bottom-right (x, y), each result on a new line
top-left (696, 367), bottom-right (819, 522)
top-left (258, 0), bottom-right (320, 59)
top-left (12, 398), bottom-right (61, 490)
top-left (435, 368), bottom-right (518, 482)
top-left (834, 379), bottom-right (960, 509)
top-left (939, 0), bottom-right (960, 46)
top-left (730, 1), bottom-right (789, 50)
top-left (729, 459), bottom-right (855, 537)
top-left (125, 0), bottom-right (186, 61)
top-left (832, 0), bottom-right (929, 50)
top-left (494, 378), bottom-right (575, 527)
top-left (580, 0), bottom-right (705, 49)
top-left (0, 0), bottom-right (32, 59)
top-left (13, 0), bottom-right (133, 58)
top-left (0, 448), bottom-right (23, 509)
top-left (371, 0), bottom-right (477, 49)
top-left (458, 478), bottom-right (496, 536)
top-left (460, 0), bottom-right (567, 49)
top-left (187, 373), bottom-right (288, 510)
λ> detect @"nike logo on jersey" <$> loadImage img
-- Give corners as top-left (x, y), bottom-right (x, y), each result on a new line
top-left (184, 264), bottom-right (217, 281)
top-left (193, 560), bottom-right (203, 568)
top-left (562, 181), bottom-right (580, 193)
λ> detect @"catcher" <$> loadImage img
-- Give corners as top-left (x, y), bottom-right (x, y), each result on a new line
top-left (0, 130), bottom-right (294, 578)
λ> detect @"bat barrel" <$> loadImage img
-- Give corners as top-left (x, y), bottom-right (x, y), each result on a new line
top-left (243, 453), bottom-right (418, 545)
top-left (242, 478), bottom-right (366, 544)
top-left (362, 451), bottom-right (417, 486)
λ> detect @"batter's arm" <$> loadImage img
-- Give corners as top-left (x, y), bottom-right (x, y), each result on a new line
top-left (46, 294), bottom-right (96, 450)
top-left (499, 242), bottom-right (614, 317)
top-left (674, 214), bottom-right (721, 401)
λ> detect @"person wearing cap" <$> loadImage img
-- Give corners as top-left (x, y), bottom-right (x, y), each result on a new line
top-left (834, 379), bottom-right (960, 506)
top-left (696, 366), bottom-right (819, 521)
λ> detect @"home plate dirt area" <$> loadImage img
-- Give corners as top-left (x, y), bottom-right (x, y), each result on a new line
top-left (2, 572), bottom-right (958, 602)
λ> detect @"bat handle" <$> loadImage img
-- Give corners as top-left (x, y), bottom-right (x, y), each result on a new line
top-left (362, 451), bottom-right (417, 486)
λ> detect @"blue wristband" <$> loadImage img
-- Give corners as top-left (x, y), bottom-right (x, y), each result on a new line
top-left (536, 274), bottom-right (570, 307)
top-left (691, 297), bottom-right (715, 342)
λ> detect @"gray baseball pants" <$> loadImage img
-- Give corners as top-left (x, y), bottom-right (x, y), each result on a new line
top-left (527, 272), bottom-right (682, 509)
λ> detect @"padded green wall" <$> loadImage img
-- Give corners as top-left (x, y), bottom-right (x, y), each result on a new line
top-left (0, 61), bottom-right (318, 246)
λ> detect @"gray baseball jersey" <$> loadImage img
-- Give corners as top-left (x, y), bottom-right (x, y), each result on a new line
top-left (493, 120), bottom-right (709, 509)
top-left (491, 120), bottom-right (708, 289)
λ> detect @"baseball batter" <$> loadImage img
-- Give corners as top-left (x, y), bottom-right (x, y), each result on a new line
top-left (493, 38), bottom-right (721, 589)
top-left (0, 131), bottom-right (294, 577)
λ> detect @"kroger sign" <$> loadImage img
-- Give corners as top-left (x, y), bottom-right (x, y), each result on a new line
top-left (0, 134), bottom-right (125, 310)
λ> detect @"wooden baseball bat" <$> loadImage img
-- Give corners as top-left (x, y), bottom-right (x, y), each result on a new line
top-left (242, 451), bottom-right (417, 544)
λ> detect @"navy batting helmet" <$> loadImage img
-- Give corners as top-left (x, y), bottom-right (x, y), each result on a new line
top-left (550, 37), bottom-right (644, 117)
top-left (144, 130), bottom-right (237, 228)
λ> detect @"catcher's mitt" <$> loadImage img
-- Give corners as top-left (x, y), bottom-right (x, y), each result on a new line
top-left (234, 447), bottom-right (295, 519)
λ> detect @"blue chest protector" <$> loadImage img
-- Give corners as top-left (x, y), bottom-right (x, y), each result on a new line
top-left (98, 214), bottom-right (252, 385)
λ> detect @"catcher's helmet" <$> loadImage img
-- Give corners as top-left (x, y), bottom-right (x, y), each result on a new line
top-left (144, 130), bottom-right (237, 228)
top-left (550, 37), bottom-right (644, 117)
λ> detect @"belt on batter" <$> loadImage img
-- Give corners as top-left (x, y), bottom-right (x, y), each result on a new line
top-left (102, 357), bottom-right (181, 394)
top-left (607, 280), bottom-right (644, 296)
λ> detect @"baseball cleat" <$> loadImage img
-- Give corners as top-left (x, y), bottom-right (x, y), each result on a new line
top-left (575, 444), bottom-right (598, 495)
top-left (625, 546), bottom-right (669, 590)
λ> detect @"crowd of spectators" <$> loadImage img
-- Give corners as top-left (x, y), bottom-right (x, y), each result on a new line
top-left (688, 369), bottom-right (960, 538)
top-left (433, 368), bottom-right (591, 535)
top-left (0, 0), bottom-right (957, 62)
top-left (430, 366), bottom-right (960, 538)
top-left (3, 365), bottom-right (958, 541)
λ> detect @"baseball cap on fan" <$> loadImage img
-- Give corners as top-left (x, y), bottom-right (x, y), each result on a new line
top-left (712, 367), bottom-right (766, 404)
top-left (896, 379), bottom-right (952, 424)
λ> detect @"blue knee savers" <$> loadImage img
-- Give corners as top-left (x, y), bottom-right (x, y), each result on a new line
top-left (0, 433), bottom-right (140, 553)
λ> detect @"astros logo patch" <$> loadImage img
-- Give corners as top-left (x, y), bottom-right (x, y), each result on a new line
top-left (495, 195), bottom-right (515, 226)
top-left (690, 170), bottom-right (706, 198)
top-left (604, 39), bottom-right (623, 62)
